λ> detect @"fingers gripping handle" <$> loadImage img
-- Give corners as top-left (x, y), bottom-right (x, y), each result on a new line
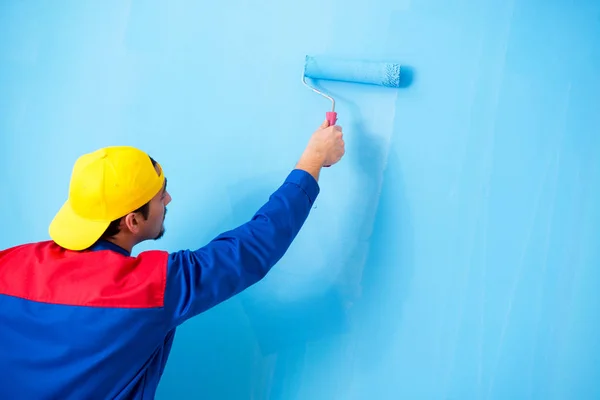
top-left (326, 111), bottom-right (337, 126)
top-left (323, 111), bottom-right (338, 168)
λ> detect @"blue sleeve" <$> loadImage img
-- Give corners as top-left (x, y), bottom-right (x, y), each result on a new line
top-left (163, 169), bottom-right (320, 328)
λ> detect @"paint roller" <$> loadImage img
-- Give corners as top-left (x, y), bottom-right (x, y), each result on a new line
top-left (302, 55), bottom-right (402, 125)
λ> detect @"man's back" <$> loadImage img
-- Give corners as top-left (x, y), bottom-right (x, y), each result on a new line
top-left (0, 168), bottom-right (323, 399)
top-left (0, 240), bottom-right (174, 400)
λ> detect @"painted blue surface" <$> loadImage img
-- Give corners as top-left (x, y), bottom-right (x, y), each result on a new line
top-left (1, 0), bottom-right (599, 399)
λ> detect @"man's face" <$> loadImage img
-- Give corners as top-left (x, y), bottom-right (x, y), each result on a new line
top-left (146, 178), bottom-right (171, 241)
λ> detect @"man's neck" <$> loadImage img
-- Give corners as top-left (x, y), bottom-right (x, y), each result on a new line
top-left (101, 237), bottom-right (134, 255)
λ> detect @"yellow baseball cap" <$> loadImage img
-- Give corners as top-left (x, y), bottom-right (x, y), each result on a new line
top-left (49, 146), bottom-right (165, 251)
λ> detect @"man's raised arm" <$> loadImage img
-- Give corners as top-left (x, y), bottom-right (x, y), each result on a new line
top-left (162, 121), bottom-right (345, 328)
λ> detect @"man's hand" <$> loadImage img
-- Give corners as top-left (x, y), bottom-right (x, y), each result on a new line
top-left (295, 120), bottom-right (345, 181)
top-left (306, 119), bottom-right (346, 167)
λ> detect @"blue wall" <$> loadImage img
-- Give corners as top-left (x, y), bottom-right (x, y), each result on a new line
top-left (2, 1), bottom-right (600, 399)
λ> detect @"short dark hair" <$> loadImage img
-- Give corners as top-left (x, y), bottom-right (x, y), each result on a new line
top-left (99, 156), bottom-right (158, 240)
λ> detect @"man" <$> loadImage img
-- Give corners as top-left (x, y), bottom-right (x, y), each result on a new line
top-left (0, 120), bottom-right (345, 399)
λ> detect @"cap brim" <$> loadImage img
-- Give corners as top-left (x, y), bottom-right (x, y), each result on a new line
top-left (49, 200), bottom-right (111, 251)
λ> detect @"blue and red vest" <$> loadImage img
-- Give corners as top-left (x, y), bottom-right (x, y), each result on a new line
top-left (0, 169), bottom-right (320, 399)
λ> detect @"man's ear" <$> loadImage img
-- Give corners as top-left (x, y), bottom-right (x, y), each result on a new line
top-left (122, 213), bottom-right (141, 235)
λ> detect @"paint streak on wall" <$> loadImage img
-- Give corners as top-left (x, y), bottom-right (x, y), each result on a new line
top-left (1, 0), bottom-right (600, 399)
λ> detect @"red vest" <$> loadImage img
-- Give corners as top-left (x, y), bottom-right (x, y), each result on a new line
top-left (0, 240), bottom-right (169, 308)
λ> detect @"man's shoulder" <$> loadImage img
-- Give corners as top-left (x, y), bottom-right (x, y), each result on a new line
top-left (1, 240), bottom-right (170, 265)
top-left (0, 240), bottom-right (170, 309)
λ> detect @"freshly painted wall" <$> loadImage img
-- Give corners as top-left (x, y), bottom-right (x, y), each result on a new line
top-left (2, 1), bottom-right (599, 399)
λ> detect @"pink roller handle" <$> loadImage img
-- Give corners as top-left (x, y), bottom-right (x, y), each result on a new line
top-left (326, 111), bottom-right (337, 126)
